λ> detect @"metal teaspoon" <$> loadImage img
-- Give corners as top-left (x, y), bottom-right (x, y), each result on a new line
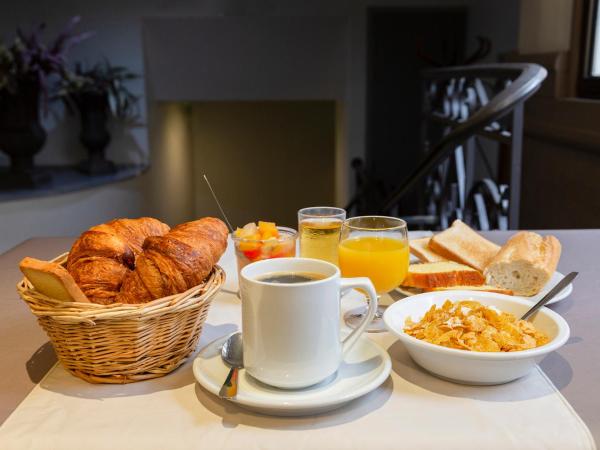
top-left (520, 272), bottom-right (578, 321)
top-left (219, 332), bottom-right (243, 399)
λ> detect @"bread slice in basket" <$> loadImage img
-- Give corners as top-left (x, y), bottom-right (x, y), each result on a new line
top-left (19, 257), bottom-right (90, 303)
top-left (402, 261), bottom-right (485, 289)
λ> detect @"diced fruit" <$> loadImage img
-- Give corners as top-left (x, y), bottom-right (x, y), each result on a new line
top-left (258, 221), bottom-right (279, 239)
top-left (261, 237), bottom-right (278, 252)
top-left (271, 241), bottom-right (295, 258)
top-left (234, 223), bottom-right (259, 240)
top-left (242, 248), bottom-right (261, 260)
top-left (243, 222), bottom-right (258, 233)
top-left (262, 229), bottom-right (279, 240)
top-left (234, 222), bottom-right (258, 239)
top-left (235, 221), bottom-right (279, 240)
top-left (234, 220), bottom-right (294, 263)
top-left (237, 233), bottom-right (261, 251)
top-left (233, 220), bottom-right (296, 270)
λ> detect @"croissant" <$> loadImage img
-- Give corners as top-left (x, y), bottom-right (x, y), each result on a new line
top-left (66, 217), bottom-right (170, 304)
top-left (116, 217), bottom-right (228, 304)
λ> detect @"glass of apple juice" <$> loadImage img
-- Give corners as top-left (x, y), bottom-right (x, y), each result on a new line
top-left (297, 207), bottom-right (346, 266)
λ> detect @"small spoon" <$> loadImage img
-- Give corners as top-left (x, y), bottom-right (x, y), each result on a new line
top-left (203, 174), bottom-right (234, 232)
top-left (219, 332), bottom-right (243, 399)
top-left (520, 272), bottom-right (578, 321)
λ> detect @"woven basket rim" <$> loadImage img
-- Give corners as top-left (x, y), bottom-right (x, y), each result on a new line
top-left (16, 251), bottom-right (226, 322)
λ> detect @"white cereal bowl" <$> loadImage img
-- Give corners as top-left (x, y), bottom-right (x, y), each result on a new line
top-left (383, 290), bottom-right (570, 385)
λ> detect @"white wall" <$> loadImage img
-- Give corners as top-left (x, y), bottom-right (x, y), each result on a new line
top-left (0, 0), bottom-right (520, 253)
top-left (0, 177), bottom-right (150, 253)
top-left (143, 15), bottom-right (348, 211)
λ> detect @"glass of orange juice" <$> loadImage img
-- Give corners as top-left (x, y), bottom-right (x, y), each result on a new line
top-left (338, 216), bottom-right (409, 332)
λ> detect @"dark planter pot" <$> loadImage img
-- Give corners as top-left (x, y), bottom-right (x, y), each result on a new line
top-left (75, 91), bottom-right (116, 175)
top-left (0, 80), bottom-right (51, 189)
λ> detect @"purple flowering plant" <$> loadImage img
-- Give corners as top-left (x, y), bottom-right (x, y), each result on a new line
top-left (0, 16), bottom-right (92, 113)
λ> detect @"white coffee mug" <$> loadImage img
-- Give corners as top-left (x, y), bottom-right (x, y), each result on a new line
top-left (240, 257), bottom-right (377, 389)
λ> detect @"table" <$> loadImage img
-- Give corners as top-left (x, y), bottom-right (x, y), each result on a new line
top-left (0, 231), bottom-right (599, 444)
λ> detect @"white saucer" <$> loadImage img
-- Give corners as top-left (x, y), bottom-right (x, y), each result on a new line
top-left (193, 333), bottom-right (391, 416)
top-left (395, 270), bottom-right (572, 306)
top-left (526, 271), bottom-right (573, 305)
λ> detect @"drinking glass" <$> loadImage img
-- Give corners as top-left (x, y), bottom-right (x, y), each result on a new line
top-left (338, 216), bottom-right (409, 332)
top-left (232, 226), bottom-right (297, 279)
top-left (298, 207), bottom-right (346, 265)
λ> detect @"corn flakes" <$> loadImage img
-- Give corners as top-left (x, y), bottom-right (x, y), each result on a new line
top-left (403, 300), bottom-right (549, 352)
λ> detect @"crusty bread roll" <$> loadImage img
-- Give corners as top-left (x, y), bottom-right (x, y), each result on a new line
top-left (20, 257), bottom-right (90, 303)
top-left (66, 217), bottom-right (170, 304)
top-left (484, 231), bottom-right (561, 296)
top-left (429, 220), bottom-right (500, 272)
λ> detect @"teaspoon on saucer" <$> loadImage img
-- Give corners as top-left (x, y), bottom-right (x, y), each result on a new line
top-left (219, 332), bottom-right (243, 399)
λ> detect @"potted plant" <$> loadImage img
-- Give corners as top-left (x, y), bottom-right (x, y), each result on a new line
top-left (0, 17), bottom-right (89, 188)
top-left (59, 60), bottom-right (140, 175)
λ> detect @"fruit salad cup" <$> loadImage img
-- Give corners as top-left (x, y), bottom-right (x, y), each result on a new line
top-left (232, 222), bottom-right (298, 279)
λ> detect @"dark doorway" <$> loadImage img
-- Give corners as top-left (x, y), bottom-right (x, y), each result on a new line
top-left (366, 7), bottom-right (467, 215)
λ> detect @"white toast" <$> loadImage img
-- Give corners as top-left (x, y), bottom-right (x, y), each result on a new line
top-left (428, 220), bottom-right (500, 272)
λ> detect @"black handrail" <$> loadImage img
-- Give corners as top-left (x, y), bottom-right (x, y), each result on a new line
top-left (380, 63), bottom-right (547, 213)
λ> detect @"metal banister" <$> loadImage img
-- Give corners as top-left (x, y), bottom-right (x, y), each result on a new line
top-left (380, 63), bottom-right (547, 216)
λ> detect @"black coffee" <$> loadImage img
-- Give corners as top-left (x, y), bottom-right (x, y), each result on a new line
top-left (257, 272), bottom-right (327, 284)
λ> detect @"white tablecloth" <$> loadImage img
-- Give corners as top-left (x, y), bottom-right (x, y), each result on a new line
top-left (0, 240), bottom-right (595, 450)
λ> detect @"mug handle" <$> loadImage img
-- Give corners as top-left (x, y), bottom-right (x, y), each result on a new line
top-left (338, 277), bottom-right (378, 357)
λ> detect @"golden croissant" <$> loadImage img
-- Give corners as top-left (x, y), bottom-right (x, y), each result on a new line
top-left (116, 217), bottom-right (229, 304)
top-left (67, 217), bottom-right (170, 304)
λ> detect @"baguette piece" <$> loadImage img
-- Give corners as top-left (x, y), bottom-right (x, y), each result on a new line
top-left (484, 231), bottom-right (561, 296)
top-left (424, 285), bottom-right (514, 295)
top-left (409, 238), bottom-right (447, 263)
top-left (19, 257), bottom-right (90, 303)
top-left (403, 261), bottom-right (485, 289)
top-left (429, 219), bottom-right (500, 271)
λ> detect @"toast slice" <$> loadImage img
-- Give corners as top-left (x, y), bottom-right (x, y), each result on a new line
top-left (428, 220), bottom-right (500, 272)
top-left (409, 238), bottom-right (447, 263)
top-left (423, 285), bottom-right (514, 295)
top-left (402, 261), bottom-right (485, 289)
top-left (19, 257), bottom-right (90, 303)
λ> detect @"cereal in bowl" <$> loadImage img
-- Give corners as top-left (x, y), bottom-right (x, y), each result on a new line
top-left (403, 300), bottom-right (549, 352)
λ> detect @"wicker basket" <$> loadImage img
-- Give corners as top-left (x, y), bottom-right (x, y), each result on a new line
top-left (17, 252), bottom-right (225, 384)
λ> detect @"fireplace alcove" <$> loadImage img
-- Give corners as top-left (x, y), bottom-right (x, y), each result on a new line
top-left (143, 16), bottom-right (353, 227)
